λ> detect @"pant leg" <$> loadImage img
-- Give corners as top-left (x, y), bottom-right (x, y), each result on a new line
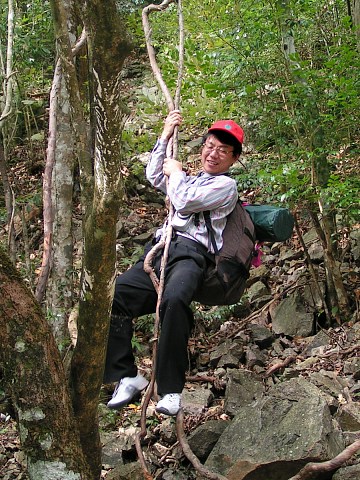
top-left (104, 256), bottom-right (158, 383)
top-left (156, 239), bottom-right (207, 394)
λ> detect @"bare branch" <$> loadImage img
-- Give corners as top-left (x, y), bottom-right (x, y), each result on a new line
top-left (288, 439), bottom-right (360, 480)
top-left (35, 28), bottom-right (88, 303)
top-left (142, 0), bottom-right (176, 112)
top-left (176, 409), bottom-right (228, 480)
top-left (264, 356), bottom-right (296, 377)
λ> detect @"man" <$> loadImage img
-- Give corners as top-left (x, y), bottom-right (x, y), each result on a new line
top-left (104, 111), bottom-right (244, 415)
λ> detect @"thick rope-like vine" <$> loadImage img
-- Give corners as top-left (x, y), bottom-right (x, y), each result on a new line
top-left (136, 3), bottom-right (229, 480)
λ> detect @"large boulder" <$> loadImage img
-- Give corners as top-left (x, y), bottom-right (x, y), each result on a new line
top-left (271, 290), bottom-right (315, 337)
top-left (205, 377), bottom-right (345, 480)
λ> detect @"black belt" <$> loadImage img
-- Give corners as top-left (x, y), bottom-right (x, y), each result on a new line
top-left (172, 234), bottom-right (215, 262)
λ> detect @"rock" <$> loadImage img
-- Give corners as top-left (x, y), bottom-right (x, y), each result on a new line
top-left (302, 280), bottom-right (326, 309)
top-left (247, 323), bottom-right (274, 348)
top-left (245, 344), bottom-right (268, 369)
top-left (205, 377), bottom-right (345, 480)
top-left (224, 369), bottom-right (264, 416)
top-left (161, 468), bottom-right (189, 480)
top-left (101, 431), bottom-right (126, 467)
top-left (344, 357), bottom-right (360, 379)
top-left (350, 228), bottom-right (360, 261)
top-left (132, 230), bottom-right (154, 243)
top-left (182, 386), bottom-right (214, 415)
top-left (271, 290), bottom-right (315, 337)
top-left (217, 352), bottom-right (239, 368)
top-left (308, 370), bottom-right (349, 399)
top-left (105, 461), bottom-right (144, 480)
top-left (335, 402), bottom-right (360, 432)
top-left (187, 419), bottom-right (230, 462)
top-left (246, 281), bottom-right (272, 309)
top-left (247, 264), bottom-right (270, 286)
top-left (278, 248), bottom-right (303, 264)
top-left (158, 417), bottom-right (177, 444)
top-left (303, 228), bottom-right (319, 245)
top-left (333, 463), bottom-right (360, 479)
top-left (308, 242), bottom-right (324, 262)
top-left (301, 330), bottom-right (331, 357)
top-left (209, 339), bottom-right (245, 367)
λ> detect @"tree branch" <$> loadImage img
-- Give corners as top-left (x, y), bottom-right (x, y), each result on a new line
top-left (288, 439), bottom-right (360, 480)
top-left (35, 29), bottom-right (88, 303)
top-left (176, 409), bottom-right (228, 480)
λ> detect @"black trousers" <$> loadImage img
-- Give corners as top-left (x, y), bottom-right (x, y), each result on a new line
top-left (104, 236), bottom-right (208, 394)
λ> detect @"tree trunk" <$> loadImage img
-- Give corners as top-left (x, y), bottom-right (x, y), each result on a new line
top-left (0, 246), bottom-right (92, 480)
top-left (45, 1), bottom-right (82, 347)
top-left (0, 139), bottom-right (16, 262)
top-left (69, 2), bottom-right (132, 477)
top-left (0, 0), bottom-right (16, 262)
top-left (45, 64), bottom-right (76, 347)
top-left (352, 0), bottom-right (360, 51)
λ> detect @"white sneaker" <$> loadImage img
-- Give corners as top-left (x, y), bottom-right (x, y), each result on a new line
top-left (107, 374), bottom-right (148, 409)
top-left (156, 393), bottom-right (181, 416)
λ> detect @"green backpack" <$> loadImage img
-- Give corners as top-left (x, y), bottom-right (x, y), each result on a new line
top-left (193, 202), bottom-right (294, 306)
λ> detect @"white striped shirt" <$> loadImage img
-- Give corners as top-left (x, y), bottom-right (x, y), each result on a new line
top-left (146, 139), bottom-right (238, 253)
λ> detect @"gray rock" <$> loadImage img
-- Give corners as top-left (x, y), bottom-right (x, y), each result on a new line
top-left (105, 461), bottom-right (144, 480)
top-left (217, 352), bottom-right (240, 369)
top-left (335, 402), bottom-right (360, 432)
top-left (224, 369), bottom-right (264, 416)
top-left (162, 469), bottom-right (189, 480)
top-left (245, 344), bottom-right (268, 369)
top-left (247, 281), bottom-right (272, 309)
top-left (308, 242), bottom-right (324, 262)
top-left (302, 280), bottom-right (326, 309)
top-left (247, 323), bottom-right (274, 348)
top-left (301, 330), bottom-right (331, 357)
top-left (209, 340), bottom-right (232, 367)
top-left (278, 248), bottom-right (303, 264)
top-left (206, 377), bottom-right (345, 480)
top-left (332, 463), bottom-right (360, 479)
top-left (344, 357), bottom-right (360, 379)
top-left (187, 419), bottom-right (230, 462)
top-left (182, 387), bottom-right (214, 415)
top-left (158, 417), bottom-right (177, 443)
top-left (303, 228), bottom-right (319, 245)
top-left (209, 339), bottom-right (245, 367)
top-left (271, 290), bottom-right (315, 337)
top-left (101, 431), bottom-right (126, 467)
top-left (309, 370), bottom-right (349, 400)
top-left (247, 265), bottom-right (270, 286)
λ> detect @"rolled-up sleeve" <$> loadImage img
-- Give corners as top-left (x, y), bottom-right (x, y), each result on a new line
top-left (146, 139), bottom-right (168, 194)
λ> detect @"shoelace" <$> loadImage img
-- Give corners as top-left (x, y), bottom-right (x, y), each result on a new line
top-left (112, 379), bottom-right (124, 397)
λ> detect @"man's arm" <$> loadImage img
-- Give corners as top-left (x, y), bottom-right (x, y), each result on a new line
top-left (146, 110), bottom-right (183, 192)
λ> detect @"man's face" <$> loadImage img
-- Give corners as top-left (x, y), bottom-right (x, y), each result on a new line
top-left (201, 134), bottom-right (239, 175)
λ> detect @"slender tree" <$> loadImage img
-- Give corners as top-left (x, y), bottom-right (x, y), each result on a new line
top-left (0, 0), bottom-right (16, 261)
top-left (277, 0), bottom-right (350, 320)
top-left (50, 0), bottom-right (132, 476)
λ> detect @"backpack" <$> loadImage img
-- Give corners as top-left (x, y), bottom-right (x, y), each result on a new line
top-left (193, 201), bottom-right (256, 306)
top-left (193, 202), bottom-right (294, 306)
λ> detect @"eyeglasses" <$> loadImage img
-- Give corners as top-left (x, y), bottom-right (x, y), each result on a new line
top-left (203, 142), bottom-right (234, 157)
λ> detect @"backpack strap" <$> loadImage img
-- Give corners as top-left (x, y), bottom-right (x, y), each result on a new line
top-left (203, 210), bottom-right (219, 255)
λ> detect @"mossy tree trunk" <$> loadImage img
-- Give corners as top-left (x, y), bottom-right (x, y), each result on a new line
top-left (69, 1), bottom-right (132, 477)
top-left (0, 246), bottom-right (92, 479)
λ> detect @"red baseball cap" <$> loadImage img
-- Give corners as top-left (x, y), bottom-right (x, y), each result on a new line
top-left (208, 120), bottom-right (244, 144)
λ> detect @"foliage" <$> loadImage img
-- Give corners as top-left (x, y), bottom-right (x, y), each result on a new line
top-left (124, 0), bottom-right (359, 219)
top-left (0, 0), bottom-right (54, 150)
